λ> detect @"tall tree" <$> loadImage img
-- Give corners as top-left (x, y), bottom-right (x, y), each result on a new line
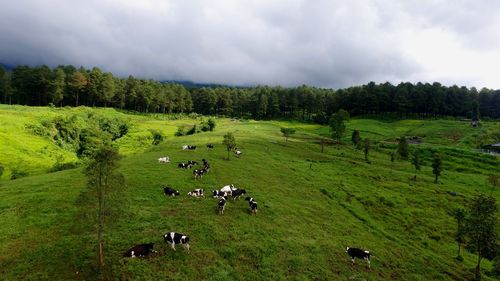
top-left (451, 208), bottom-right (466, 260)
top-left (329, 109), bottom-right (350, 142)
top-left (465, 194), bottom-right (497, 280)
top-left (222, 132), bottom-right (236, 160)
top-left (84, 145), bottom-right (124, 272)
top-left (51, 68), bottom-right (65, 106)
top-left (397, 136), bottom-right (409, 160)
top-left (411, 150), bottom-right (422, 180)
top-left (351, 130), bottom-right (361, 146)
top-left (363, 138), bottom-right (371, 162)
top-left (71, 70), bottom-right (88, 106)
top-left (432, 153), bottom-right (442, 183)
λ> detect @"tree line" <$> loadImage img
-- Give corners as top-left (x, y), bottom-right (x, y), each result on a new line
top-left (1, 64), bottom-right (499, 120)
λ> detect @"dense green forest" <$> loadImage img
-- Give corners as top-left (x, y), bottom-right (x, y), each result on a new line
top-left (1, 64), bottom-right (499, 121)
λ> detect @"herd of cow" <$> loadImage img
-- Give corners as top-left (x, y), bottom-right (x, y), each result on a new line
top-left (124, 143), bottom-right (373, 270)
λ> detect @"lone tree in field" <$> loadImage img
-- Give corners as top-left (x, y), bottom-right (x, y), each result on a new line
top-left (222, 132), bottom-right (236, 160)
top-left (397, 136), bottom-right (409, 159)
top-left (351, 130), bottom-right (361, 146)
top-left (363, 139), bottom-right (371, 162)
top-left (207, 118), bottom-right (216, 131)
top-left (84, 145), bottom-right (124, 272)
top-left (451, 208), bottom-right (466, 260)
top-left (280, 127), bottom-right (296, 142)
top-left (432, 153), bottom-right (442, 183)
top-left (329, 109), bottom-right (350, 142)
top-left (465, 194), bottom-right (497, 280)
top-left (411, 150), bottom-right (422, 180)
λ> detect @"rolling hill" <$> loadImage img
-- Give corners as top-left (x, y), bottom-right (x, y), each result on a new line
top-left (0, 106), bottom-right (499, 280)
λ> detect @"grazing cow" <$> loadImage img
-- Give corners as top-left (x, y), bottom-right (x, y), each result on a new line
top-left (212, 190), bottom-right (229, 198)
top-left (158, 156), bottom-right (170, 163)
top-left (193, 169), bottom-right (206, 179)
top-left (182, 145), bottom-right (197, 150)
top-left (207, 143), bottom-right (214, 149)
top-left (187, 188), bottom-right (204, 197)
top-left (164, 187), bottom-right (180, 196)
top-left (234, 147), bottom-right (242, 156)
top-left (218, 197), bottom-right (226, 214)
top-left (163, 232), bottom-right (190, 252)
top-left (123, 243), bottom-right (156, 258)
top-left (346, 247), bottom-right (371, 269)
top-left (245, 197), bottom-right (258, 214)
top-left (220, 184), bottom-right (236, 193)
top-left (187, 160), bottom-right (198, 166)
top-left (178, 162), bottom-right (193, 169)
top-left (182, 145), bottom-right (188, 150)
top-left (231, 189), bottom-right (247, 200)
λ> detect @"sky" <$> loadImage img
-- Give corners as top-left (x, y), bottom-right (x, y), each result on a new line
top-left (1, 0), bottom-right (499, 89)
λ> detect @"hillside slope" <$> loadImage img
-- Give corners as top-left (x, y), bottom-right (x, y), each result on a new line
top-left (0, 118), bottom-right (498, 280)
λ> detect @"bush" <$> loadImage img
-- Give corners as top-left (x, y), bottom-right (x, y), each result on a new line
top-left (175, 127), bottom-right (186, 136)
top-left (207, 118), bottom-right (216, 131)
top-left (10, 168), bottom-right (29, 180)
top-left (149, 129), bottom-right (164, 145)
top-left (186, 125), bottom-right (197, 135)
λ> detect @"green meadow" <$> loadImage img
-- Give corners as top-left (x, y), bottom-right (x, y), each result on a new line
top-left (0, 105), bottom-right (499, 280)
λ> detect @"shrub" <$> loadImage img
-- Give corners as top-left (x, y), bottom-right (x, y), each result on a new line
top-left (207, 118), bottom-right (216, 131)
top-left (186, 125), bottom-right (197, 135)
top-left (10, 168), bottom-right (29, 180)
top-left (175, 127), bottom-right (186, 136)
top-left (149, 129), bottom-right (164, 145)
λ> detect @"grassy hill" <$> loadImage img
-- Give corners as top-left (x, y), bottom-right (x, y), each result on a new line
top-left (0, 106), bottom-right (499, 280)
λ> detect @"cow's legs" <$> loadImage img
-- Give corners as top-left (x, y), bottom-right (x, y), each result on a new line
top-left (170, 243), bottom-right (176, 251)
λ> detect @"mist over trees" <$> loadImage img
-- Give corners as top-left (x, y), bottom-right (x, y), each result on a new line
top-left (1, 65), bottom-right (500, 121)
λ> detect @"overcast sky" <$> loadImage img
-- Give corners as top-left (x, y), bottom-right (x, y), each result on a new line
top-left (1, 0), bottom-right (499, 89)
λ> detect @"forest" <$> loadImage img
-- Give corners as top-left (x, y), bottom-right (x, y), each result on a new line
top-left (1, 64), bottom-right (499, 121)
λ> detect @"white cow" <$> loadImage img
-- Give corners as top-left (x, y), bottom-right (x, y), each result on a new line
top-left (158, 156), bottom-right (170, 163)
top-left (220, 184), bottom-right (237, 193)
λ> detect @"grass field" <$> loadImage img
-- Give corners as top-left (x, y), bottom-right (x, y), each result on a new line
top-left (0, 106), bottom-right (499, 280)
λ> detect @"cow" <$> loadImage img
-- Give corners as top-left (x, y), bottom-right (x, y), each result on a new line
top-left (163, 232), bottom-right (190, 252)
top-left (164, 187), bottom-right (180, 196)
top-left (346, 247), bottom-right (371, 269)
top-left (202, 159), bottom-right (210, 173)
top-left (220, 184), bottom-right (236, 193)
top-left (231, 188), bottom-right (247, 200)
top-left (178, 162), bottom-right (193, 169)
top-left (245, 197), bottom-right (258, 214)
top-left (188, 188), bottom-right (204, 197)
top-left (182, 145), bottom-right (197, 150)
top-left (218, 197), bottom-right (226, 214)
top-left (193, 169), bottom-right (206, 179)
top-left (187, 160), bottom-right (198, 166)
top-left (158, 156), bottom-right (170, 163)
top-left (207, 143), bottom-right (214, 150)
top-left (123, 243), bottom-right (157, 258)
top-left (212, 190), bottom-right (229, 198)
top-left (234, 147), bottom-right (242, 156)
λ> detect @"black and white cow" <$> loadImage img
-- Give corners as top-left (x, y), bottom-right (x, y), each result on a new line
top-left (187, 160), bottom-right (198, 166)
top-left (245, 197), bottom-right (258, 214)
top-left (234, 147), bottom-right (242, 156)
top-left (123, 243), bottom-right (157, 258)
top-left (231, 188), bottom-right (247, 200)
top-left (202, 159), bottom-right (210, 172)
top-left (218, 197), bottom-right (226, 214)
top-left (206, 144), bottom-right (214, 149)
top-left (346, 247), bottom-right (371, 269)
top-left (212, 190), bottom-right (229, 198)
top-left (193, 169), bottom-right (206, 179)
top-left (178, 162), bottom-right (192, 169)
top-left (163, 232), bottom-right (190, 252)
top-left (182, 145), bottom-right (197, 150)
top-left (188, 188), bottom-right (204, 197)
top-left (164, 187), bottom-right (180, 196)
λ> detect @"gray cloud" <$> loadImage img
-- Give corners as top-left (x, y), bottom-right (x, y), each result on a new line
top-left (0, 0), bottom-right (499, 88)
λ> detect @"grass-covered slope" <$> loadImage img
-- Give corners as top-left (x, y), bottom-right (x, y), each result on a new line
top-left (1, 117), bottom-right (499, 280)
